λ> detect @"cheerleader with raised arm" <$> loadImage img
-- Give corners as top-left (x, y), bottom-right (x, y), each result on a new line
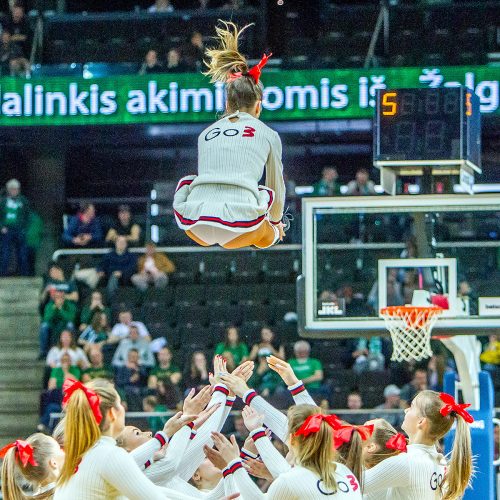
top-left (173, 21), bottom-right (287, 249)
top-left (0, 433), bottom-right (65, 500)
top-left (363, 391), bottom-right (473, 499)
top-left (52, 378), bottom-right (209, 500)
top-left (213, 404), bottom-right (363, 498)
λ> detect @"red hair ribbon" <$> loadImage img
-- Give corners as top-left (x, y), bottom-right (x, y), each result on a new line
top-left (293, 413), bottom-right (342, 438)
top-left (62, 378), bottom-right (103, 425)
top-left (333, 424), bottom-right (374, 449)
top-left (439, 393), bottom-right (474, 424)
top-left (228, 53), bottom-right (272, 85)
top-left (0, 440), bottom-right (38, 467)
top-left (386, 433), bottom-right (407, 453)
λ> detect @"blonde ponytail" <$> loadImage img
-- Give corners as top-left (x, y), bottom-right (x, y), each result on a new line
top-left (337, 429), bottom-right (364, 490)
top-left (442, 416), bottom-right (472, 500)
top-left (58, 379), bottom-right (119, 486)
top-left (288, 405), bottom-right (338, 493)
top-left (1, 433), bottom-right (60, 500)
top-left (204, 20), bottom-right (263, 113)
top-left (413, 390), bottom-right (473, 499)
top-left (364, 419), bottom-right (402, 469)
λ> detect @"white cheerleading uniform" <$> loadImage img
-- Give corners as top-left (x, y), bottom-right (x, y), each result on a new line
top-left (53, 436), bottom-right (198, 500)
top-left (173, 111), bottom-right (285, 245)
top-left (363, 443), bottom-right (447, 499)
top-left (223, 458), bottom-right (363, 499)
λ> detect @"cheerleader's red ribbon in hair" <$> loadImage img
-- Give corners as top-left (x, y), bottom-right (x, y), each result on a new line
top-left (293, 413), bottom-right (342, 438)
top-left (439, 393), bottom-right (474, 423)
top-left (333, 424), bottom-right (374, 449)
top-left (228, 53), bottom-right (272, 85)
top-left (62, 378), bottom-right (103, 425)
top-left (386, 433), bottom-right (407, 453)
top-left (0, 440), bottom-right (38, 467)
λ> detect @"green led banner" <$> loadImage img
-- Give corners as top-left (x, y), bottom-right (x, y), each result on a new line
top-left (0, 65), bottom-right (497, 126)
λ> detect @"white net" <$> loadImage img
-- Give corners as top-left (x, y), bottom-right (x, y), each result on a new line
top-left (380, 306), bottom-right (442, 362)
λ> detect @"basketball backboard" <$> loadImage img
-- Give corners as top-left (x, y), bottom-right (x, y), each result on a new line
top-left (298, 194), bottom-right (500, 338)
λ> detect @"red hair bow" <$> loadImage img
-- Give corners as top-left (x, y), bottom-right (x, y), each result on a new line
top-left (333, 424), bottom-right (374, 449)
top-left (386, 433), bottom-right (407, 453)
top-left (294, 413), bottom-right (342, 438)
top-left (228, 53), bottom-right (272, 85)
top-left (439, 393), bottom-right (474, 424)
top-left (0, 440), bottom-right (38, 467)
top-left (62, 378), bottom-right (103, 425)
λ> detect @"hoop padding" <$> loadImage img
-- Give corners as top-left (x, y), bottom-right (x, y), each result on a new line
top-left (380, 306), bottom-right (442, 362)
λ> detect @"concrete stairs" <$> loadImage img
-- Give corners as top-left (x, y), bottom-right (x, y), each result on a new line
top-left (0, 277), bottom-right (44, 446)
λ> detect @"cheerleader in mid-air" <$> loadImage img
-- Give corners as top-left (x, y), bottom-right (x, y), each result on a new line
top-left (173, 21), bottom-right (286, 249)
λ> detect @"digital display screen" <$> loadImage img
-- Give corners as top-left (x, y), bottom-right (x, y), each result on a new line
top-left (374, 87), bottom-right (478, 162)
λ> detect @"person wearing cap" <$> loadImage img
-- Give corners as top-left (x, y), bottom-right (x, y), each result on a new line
top-left (373, 384), bottom-right (404, 429)
top-left (105, 204), bottom-right (142, 247)
top-left (0, 178), bottom-right (31, 276)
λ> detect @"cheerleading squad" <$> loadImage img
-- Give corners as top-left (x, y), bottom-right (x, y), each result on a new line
top-left (0, 354), bottom-right (473, 500)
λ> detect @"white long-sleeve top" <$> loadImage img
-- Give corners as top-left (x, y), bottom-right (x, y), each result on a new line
top-left (363, 443), bottom-right (447, 499)
top-left (174, 111), bottom-right (285, 232)
top-left (223, 458), bottom-right (362, 499)
top-left (248, 427), bottom-right (291, 478)
top-left (53, 436), bottom-right (197, 500)
top-left (288, 381), bottom-right (316, 406)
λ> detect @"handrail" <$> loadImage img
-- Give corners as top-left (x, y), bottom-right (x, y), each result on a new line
top-left (52, 244), bottom-right (302, 261)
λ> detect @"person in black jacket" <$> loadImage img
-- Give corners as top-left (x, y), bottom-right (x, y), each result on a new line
top-left (0, 178), bottom-right (31, 276)
top-left (97, 236), bottom-right (137, 299)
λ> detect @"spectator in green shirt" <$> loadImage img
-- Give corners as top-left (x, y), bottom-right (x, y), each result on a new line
top-left (81, 346), bottom-right (114, 383)
top-left (288, 340), bottom-right (324, 393)
top-left (39, 289), bottom-right (77, 358)
top-left (79, 290), bottom-right (111, 332)
top-left (78, 311), bottom-right (110, 353)
top-left (39, 263), bottom-right (79, 315)
top-left (0, 178), bottom-right (31, 276)
top-left (47, 352), bottom-right (81, 390)
top-left (249, 353), bottom-right (285, 397)
top-left (25, 209), bottom-right (43, 276)
top-left (312, 167), bottom-right (341, 197)
top-left (143, 395), bottom-right (168, 433)
top-left (148, 346), bottom-right (182, 390)
top-left (214, 326), bottom-right (249, 370)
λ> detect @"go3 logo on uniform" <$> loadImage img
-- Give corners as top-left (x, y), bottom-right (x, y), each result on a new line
top-left (204, 126), bottom-right (256, 141)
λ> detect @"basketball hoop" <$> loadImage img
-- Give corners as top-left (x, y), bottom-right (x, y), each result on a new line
top-left (380, 306), bottom-right (442, 362)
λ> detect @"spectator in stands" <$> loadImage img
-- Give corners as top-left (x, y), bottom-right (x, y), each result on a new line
top-left (312, 166), bottom-right (341, 197)
top-left (346, 168), bottom-right (376, 196)
top-left (232, 415), bottom-right (250, 448)
top-left (5, 3), bottom-right (31, 58)
top-left (349, 336), bottom-right (385, 374)
top-left (180, 31), bottom-right (204, 72)
top-left (62, 203), bottom-right (103, 248)
top-left (39, 263), bottom-right (79, 314)
top-left (112, 324), bottom-right (155, 368)
top-left (97, 235), bottom-right (138, 298)
top-left (47, 352), bottom-right (81, 390)
top-left (142, 395), bottom-right (168, 433)
top-left (214, 326), bottom-right (249, 369)
top-left (164, 47), bottom-right (190, 73)
top-left (131, 242), bottom-right (175, 291)
top-left (148, 0), bottom-right (174, 12)
top-left (249, 352), bottom-right (284, 397)
top-left (183, 350), bottom-right (209, 391)
top-left (346, 390), bottom-right (366, 425)
top-left (249, 326), bottom-right (285, 361)
top-left (288, 340), bottom-right (324, 394)
top-left (46, 329), bottom-right (89, 369)
top-left (0, 178), bottom-right (30, 276)
top-left (427, 354), bottom-right (453, 392)
top-left (139, 49), bottom-right (163, 75)
top-left (0, 28), bottom-right (29, 77)
top-left (373, 384), bottom-right (404, 429)
top-left (148, 346), bottom-right (181, 389)
top-left (400, 368), bottom-right (428, 404)
top-left (78, 290), bottom-right (111, 332)
top-left (458, 279), bottom-right (478, 316)
top-left (110, 308), bottom-right (151, 343)
top-left (105, 204), bottom-right (142, 247)
top-left (156, 378), bottom-right (182, 409)
top-left (480, 334), bottom-right (499, 375)
top-left (78, 311), bottom-right (110, 352)
top-left (39, 290), bottom-right (78, 359)
top-left (81, 345), bottom-right (113, 383)
top-left (114, 348), bottom-right (148, 411)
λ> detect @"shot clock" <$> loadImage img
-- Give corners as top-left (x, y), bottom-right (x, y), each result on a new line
top-left (373, 87), bottom-right (481, 194)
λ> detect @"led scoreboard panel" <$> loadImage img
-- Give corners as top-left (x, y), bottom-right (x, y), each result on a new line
top-left (373, 87), bottom-right (481, 166)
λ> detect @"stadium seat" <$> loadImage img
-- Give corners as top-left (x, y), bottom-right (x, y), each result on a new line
top-left (174, 284), bottom-right (206, 306)
top-left (205, 284), bottom-right (238, 306)
top-left (176, 304), bottom-right (210, 328)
